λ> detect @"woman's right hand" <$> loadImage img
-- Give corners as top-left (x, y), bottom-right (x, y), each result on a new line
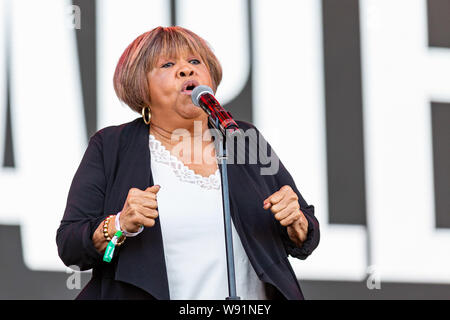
top-left (119, 185), bottom-right (161, 233)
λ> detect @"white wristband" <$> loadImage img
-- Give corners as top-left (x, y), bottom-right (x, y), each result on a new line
top-left (115, 211), bottom-right (144, 237)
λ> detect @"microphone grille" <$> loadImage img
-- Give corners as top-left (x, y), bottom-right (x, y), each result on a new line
top-left (191, 85), bottom-right (214, 106)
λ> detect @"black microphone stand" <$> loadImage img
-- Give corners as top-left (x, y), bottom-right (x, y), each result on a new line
top-left (210, 117), bottom-right (241, 300)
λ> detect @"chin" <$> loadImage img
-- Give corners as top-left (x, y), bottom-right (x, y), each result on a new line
top-left (178, 103), bottom-right (205, 118)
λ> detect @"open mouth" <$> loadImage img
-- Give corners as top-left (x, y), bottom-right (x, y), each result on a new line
top-left (181, 80), bottom-right (199, 94)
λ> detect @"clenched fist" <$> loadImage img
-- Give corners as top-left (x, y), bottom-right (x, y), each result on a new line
top-left (263, 185), bottom-right (308, 248)
top-left (92, 185), bottom-right (160, 253)
top-left (119, 185), bottom-right (161, 233)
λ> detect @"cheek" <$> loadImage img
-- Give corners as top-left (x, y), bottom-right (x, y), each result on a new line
top-left (205, 71), bottom-right (214, 87)
top-left (197, 66), bottom-right (213, 86)
top-left (148, 74), bottom-right (174, 103)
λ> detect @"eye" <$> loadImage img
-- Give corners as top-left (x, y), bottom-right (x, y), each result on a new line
top-left (189, 59), bottom-right (201, 65)
top-left (161, 62), bottom-right (174, 68)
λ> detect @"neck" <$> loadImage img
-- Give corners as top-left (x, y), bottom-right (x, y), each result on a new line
top-left (149, 118), bottom-right (213, 147)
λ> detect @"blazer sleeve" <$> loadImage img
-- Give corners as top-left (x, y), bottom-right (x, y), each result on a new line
top-left (252, 124), bottom-right (320, 260)
top-left (56, 131), bottom-right (107, 271)
top-left (274, 160), bottom-right (320, 260)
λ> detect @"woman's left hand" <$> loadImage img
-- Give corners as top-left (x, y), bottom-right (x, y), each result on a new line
top-left (263, 185), bottom-right (309, 248)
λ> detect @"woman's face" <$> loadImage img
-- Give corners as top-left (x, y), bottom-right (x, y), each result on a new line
top-left (147, 50), bottom-right (214, 123)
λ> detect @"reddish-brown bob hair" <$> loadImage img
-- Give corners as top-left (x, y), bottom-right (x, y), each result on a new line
top-left (113, 26), bottom-right (223, 114)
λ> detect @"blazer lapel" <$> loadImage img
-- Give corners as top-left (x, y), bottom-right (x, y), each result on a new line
top-left (114, 119), bottom-right (170, 299)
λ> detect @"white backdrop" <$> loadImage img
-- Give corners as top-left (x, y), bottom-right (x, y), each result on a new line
top-left (0, 0), bottom-right (449, 285)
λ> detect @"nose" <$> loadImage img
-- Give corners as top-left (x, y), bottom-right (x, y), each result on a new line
top-left (178, 62), bottom-right (194, 78)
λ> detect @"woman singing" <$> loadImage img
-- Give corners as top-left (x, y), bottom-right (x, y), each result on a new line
top-left (56, 26), bottom-right (320, 300)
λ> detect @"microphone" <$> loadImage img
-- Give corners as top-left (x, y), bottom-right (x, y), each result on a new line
top-left (191, 85), bottom-right (240, 135)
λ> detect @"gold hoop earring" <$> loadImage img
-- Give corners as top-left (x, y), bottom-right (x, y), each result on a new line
top-left (142, 106), bottom-right (151, 125)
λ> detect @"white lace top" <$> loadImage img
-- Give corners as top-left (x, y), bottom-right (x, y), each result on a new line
top-left (149, 134), bottom-right (267, 300)
top-left (149, 134), bottom-right (221, 190)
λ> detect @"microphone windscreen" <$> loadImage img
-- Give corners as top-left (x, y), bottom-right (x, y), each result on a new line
top-left (191, 85), bottom-right (214, 106)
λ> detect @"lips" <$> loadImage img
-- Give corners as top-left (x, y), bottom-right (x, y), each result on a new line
top-left (181, 80), bottom-right (199, 95)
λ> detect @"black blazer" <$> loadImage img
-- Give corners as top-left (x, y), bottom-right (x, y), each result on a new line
top-left (56, 118), bottom-right (320, 300)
